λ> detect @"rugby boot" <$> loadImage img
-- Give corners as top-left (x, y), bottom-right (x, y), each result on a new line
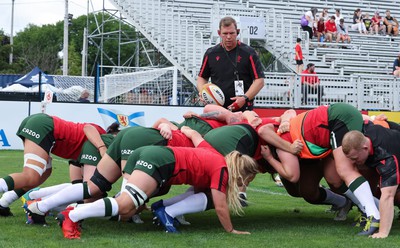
top-left (357, 215), bottom-right (380, 236)
top-left (153, 206), bottom-right (179, 233)
top-left (56, 206), bottom-right (81, 239)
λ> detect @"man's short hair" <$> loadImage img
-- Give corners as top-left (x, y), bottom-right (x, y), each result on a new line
top-left (306, 63), bottom-right (315, 69)
top-left (342, 130), bottom-right (365, 154)
top-left (219, 16), bottom-right (237, 29)
top-left (296, 38), bottom-right (302, 42)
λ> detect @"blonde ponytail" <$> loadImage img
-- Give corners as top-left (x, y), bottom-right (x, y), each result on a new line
top-left (225, 151), bottom-right (260, 216)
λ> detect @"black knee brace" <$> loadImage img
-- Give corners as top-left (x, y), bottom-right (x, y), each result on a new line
top-left (90, 169), bottom-right (112, 194)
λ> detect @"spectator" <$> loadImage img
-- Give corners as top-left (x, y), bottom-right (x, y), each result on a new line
top-left (363, 13), bottom-right (373, 33)
top-left (77, 89), bottom-right (90, 103)
top-left (383, 10), bottom-right (399, 36)
top-left (324, 16), bottom-right (337, 42)
top-left (351, 9), bottom-right (368, 34)
top-left (197, 16), bottom-right (265, 112)
top-left (301, 63), bottom-right (322, 105)
top-left (393, 53), bottom-right (400, 77)
top-left (318, 8), bottom-right (329, 22)
top-left (371, 11), bottom-right (386, 35)
top-left (316, 18), bottom-right (326, 42)
top-left (301, 7), bottom-right (318, 39)
top-left (294, 38), bottom-right (304, 74)
top-left (337, 19), bottom-right (351, 43)
top-left (334, 9), bottom-right (344, 25)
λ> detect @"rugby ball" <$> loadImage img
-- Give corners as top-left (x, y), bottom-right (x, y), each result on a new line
top-left (200, 83), bottom-right (225, 106)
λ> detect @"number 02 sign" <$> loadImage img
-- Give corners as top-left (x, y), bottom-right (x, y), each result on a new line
top-left (238, 16), bottom-right (266, 39)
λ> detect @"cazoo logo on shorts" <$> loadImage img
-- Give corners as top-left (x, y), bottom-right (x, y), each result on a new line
top-left (22, 128), bottom-right (41, 139)
top-left (81, 154), bottom-right (98, 162)
top-left (136, 160), bottom-right (153, 169)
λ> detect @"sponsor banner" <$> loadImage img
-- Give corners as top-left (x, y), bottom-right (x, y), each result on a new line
top-left (0, 101), bottom-right (31, 150)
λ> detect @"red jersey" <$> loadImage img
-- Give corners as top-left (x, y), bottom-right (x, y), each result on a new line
top-left (253, 117), bottom-right (281, 159)
top-left (51, 116), bottom-right (106, 159)
top-left (302, 105), bottom-right (330, 148)
top-left (169, 141), bottom-right (228, 193)
top-left (325, 20), bottom-right (337, 33)
top-left (201, 118), bottom-right (226, 129)
top-left (317, 21), bottom-right (325, 32)
top-left (372, 16), bottom-right (382, 26)
top-left (301, 70), bottom-right (320, 85)
top-left (295, 43), bottom-right (303, 60)
top-left (167, 130), bottom-right (195, 148)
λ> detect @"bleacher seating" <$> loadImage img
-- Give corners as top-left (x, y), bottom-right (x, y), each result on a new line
top-left (109, 0), bottom-right (400, 110)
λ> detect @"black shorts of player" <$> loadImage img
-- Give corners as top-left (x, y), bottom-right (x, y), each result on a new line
top-left (296, 60), bottom-right (304, 65)
top-left (376, 155), bottom-right (400, 188)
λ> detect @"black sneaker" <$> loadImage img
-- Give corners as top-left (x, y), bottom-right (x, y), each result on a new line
top-left (0, 204), bottom-right (13, 217)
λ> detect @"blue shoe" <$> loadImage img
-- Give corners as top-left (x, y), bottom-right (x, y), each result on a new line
top-left (357, 215), bottom-right (379, 236)
top-left (153, 207), bottom-right (179, 233)
top-left (151, 200), bottom-right (164, 212)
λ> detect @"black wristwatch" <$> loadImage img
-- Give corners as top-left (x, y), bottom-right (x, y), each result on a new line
top-left (242, 95), bottom-right (250, 102)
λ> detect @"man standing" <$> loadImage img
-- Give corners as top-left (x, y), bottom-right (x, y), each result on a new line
top-left (197, 16), bottom-right (265, 112)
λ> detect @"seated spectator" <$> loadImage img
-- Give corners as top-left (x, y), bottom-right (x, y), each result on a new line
top-left (301, 63), bottom-right (323, 105)
top-left (77, 89), bottom-right (90, 103)
top-left (371, 11), bottom-right (386, 35)
top-left (324, 16), bottom-right (337, 42)
top-left (393, 53), bottom-right (400, 77)
top-left (363, 13), bottom-right (373, 33)
top-left (337, 19), bottom-right (351, 43)
top-left (318, 8), bottom-right (329, 22)
top-left (334, 9), bottom-right (344, 25)
top-left (383, 9), bottom-right (399, 36)
top-left (316, 18), bottom-right (326, 42)
top-left (351, 9), bottom-right (368, 34)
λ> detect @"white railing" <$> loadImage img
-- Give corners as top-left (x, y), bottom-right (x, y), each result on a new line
top-left (256, 73), bottom-right (400, 111)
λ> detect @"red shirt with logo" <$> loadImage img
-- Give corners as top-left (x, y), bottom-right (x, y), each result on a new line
top-left (169, 141), bottom-right (228, 193)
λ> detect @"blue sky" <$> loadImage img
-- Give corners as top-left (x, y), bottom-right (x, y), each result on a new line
top-left (0, 0), bottom-right (114, 35)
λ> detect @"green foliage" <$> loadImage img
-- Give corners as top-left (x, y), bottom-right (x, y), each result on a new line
top-left (0, 13), bottom-right (156, 76)
top-left (1, 150), bottom-right (400, 247)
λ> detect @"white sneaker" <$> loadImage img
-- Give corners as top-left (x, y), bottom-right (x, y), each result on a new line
top-left (274, 175), bottom-right (283, 187)
top-left (175, 215), bottom-right (191, 225)
top-left (131, 214), bottom-right (144, 224)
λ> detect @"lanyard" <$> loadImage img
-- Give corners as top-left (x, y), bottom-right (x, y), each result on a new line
top-left (223, 44), bottom-right (240, 82)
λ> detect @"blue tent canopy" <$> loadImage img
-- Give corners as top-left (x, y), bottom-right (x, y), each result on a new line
top-left (12, 67), bottom-right (54, 87)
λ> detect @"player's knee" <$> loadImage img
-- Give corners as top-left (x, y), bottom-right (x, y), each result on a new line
top-left (23, 153), bottom-right (47, 177)
top-left (89, 169), bottom-right (112, 195)
top-left (122, 183), bottom-right (147, 209)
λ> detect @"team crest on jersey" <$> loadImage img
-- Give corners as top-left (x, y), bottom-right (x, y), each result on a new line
top-left (97, 108), bottom-right (145, 128)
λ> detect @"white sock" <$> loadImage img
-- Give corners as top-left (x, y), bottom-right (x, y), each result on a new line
top-left (374, 196), bottom-right (380, 209)
top-left (163, 187), bottom-right (195, 206)
top-left (351, 180), bottom-right (380, 219)
top-left (0, 179), bottom-right (8, 192)
top-left (0, 191), bottom-right (18, 207)
top-left (322, 188), bottom-right (346, 207)
top-left (165, 192), bottom-right (207, 218)
top-left (120, 178), bottom-right (128, 193)
top-left (69, 197), bottom-right (119, 223)
top-left (30, 183), bottom-right (71, 200)
top-left (37, 183), bottom-right (84, 213)
top-left (343, 189), bottom-right (365, 213)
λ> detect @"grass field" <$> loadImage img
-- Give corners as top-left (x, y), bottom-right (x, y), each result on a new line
top-left (1, 150), bottom-right (400, 248)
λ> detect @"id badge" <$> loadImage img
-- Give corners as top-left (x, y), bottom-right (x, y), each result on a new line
top-left (234, 80), bottom-right (244, 96)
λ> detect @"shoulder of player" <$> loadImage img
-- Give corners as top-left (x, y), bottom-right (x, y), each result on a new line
top-left (205, 44), bottom-right (224, 54)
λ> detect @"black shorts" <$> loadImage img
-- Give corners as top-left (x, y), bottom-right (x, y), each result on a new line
top-left (296, 60), bottom-right (304, 65)
top-left (376, 155), bottom-right (400, 188)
